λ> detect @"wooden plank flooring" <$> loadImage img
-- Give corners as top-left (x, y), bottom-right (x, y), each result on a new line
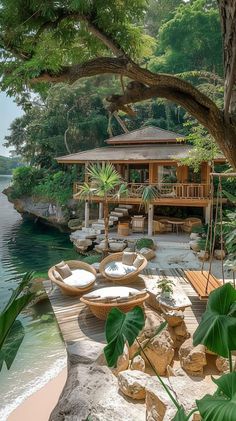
top-left (44, 269), bottom-right (206, 347)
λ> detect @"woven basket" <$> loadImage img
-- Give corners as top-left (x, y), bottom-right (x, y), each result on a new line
top-left (80, 292), bottom-right (149, 320)
top-left (99, 252), bottom-right (147, 284)
top-left (48, 260), bottom-right (97, 296)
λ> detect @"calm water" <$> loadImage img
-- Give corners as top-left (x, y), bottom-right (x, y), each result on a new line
top-left (0, 176), bottom-right (78, 419)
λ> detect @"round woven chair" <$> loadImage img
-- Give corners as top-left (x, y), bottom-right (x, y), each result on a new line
top-left (80, 292), bottom-right (149, 320)
top-left (99, 252), bottom-right (147, 284)
top-left (48, 260), bottom-right (97, 296)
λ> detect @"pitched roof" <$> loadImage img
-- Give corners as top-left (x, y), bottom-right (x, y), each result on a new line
top-left (106, 126), bottom-right (184, 145)
top-left (57, 144), bottom-right (192, 163)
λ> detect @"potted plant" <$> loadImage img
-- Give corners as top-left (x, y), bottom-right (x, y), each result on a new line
top-left (157, 276), bottom-right (174, 298)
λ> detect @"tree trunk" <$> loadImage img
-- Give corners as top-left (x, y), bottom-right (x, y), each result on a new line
top-left (103, 200), bottom-right (109, 256)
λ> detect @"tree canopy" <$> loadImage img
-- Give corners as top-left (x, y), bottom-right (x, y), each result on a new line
top-left (1, 0), bottom-right (236, 168)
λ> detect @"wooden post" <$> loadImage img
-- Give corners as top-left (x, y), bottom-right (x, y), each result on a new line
top-left (84, 201), bottom-right (90, 228)
top-left (99, 202), bottom-right (104, 219)
top-left (148, 204), bottom-right (154, 237)
top-left (204, 203), bottom-right (211, 224)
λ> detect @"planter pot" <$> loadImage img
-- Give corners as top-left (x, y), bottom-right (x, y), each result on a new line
top-left (198, 251), bottom-right (209, 261)
top-left (189, 240), bottom-right (200, 252)
top-left (161, 291), bottom-right (172, 299)
top-left (214, 249), bottom-right (226, 260)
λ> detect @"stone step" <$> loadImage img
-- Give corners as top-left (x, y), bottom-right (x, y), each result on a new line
top-left (110, 211), bottom-right (125, 217)
top-left (91, 223), bottom-right (105, 231)
top-left (109, 215), bottom-right (119, 222)
top-left (118, 204), bottom-right (133, 209)
top-left (114, 207), bottom-right (128, 214)
top-left (97, 219), bottom-right (114, 226)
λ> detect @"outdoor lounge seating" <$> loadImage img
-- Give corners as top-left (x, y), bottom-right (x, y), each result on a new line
top-left (48, 260), bottom-right (97, 296)
top-left (80, 286), bottom-right (149, 319)
top-left (131, 215), bottom-right (145, 233)
top-left (99, 251), bottom-right (147, 283)
top-left (182, 217), bottom-right (202, 233)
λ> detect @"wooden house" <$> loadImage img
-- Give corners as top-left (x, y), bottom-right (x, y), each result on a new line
top-left (57, 126), bottom-right (225, 236)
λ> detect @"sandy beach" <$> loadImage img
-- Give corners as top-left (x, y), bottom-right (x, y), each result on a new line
top-left (8, 368), bottom-right (67, 421)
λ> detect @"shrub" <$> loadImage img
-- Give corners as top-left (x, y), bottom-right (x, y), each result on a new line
top-left (11, 166), bottom-right (44, 197)
top-left (135, 237), bottom-right (155, 250)
top-left (32, 170), bottom-right (75, 205)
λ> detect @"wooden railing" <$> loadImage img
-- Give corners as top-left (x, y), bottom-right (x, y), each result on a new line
top-left (73, 182), bottom-right (210, 200)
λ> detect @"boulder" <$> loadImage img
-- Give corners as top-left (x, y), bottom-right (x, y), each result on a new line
top-left (179, 338), bottom-right (207, 376)
top-left (168, 321), bottom-right (190, 349)
top-left (189, 240), bottom-right (200, 252)
top-left (163, 310), bottom-right (184, 327)
top-left (109, 242), bottom-right (127, 252)
top-left (143, 330), bottom-right (175, 375)
top-left (112, 343), bottom-right (129, 376)
top-left (130, 355), bottom-right (145, 372)
top-left (215, 355), bottom-right (236, 373)
top-left (198, 251), bottom-right (209, 261)
top-left (146, 378), bottom-right (176, 421)
top-left (118, 370), bottom-right (150, 400)
top-left (129, 341), bottom-right (140, 359)
top-left (139, 247), bottom-right (156, 261)
top-left (190, 233), bottom-right (201, 240)
top-left (139, 310), bottom-right (164, 342)
top-left (214, 249), bottom-right (226, 260)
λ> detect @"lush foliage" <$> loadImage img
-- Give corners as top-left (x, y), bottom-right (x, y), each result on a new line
top-left (10, 166), bottom-right (77, 205)
top-left (0, 272), bottom-right (35, 371)
top-left (193, 283), bottom-right (236, 358)
top-left (104, 306), bottom-right (145, 367)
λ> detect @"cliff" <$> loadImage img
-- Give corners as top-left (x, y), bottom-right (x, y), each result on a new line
top-left (3, 186), bottom-right (79, 232)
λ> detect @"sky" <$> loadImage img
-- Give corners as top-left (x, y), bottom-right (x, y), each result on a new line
top-left (0, 92), bottom-right (23, 157)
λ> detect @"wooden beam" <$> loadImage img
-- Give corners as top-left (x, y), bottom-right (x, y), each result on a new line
top-left (210, 172), bottom-right (236, 177)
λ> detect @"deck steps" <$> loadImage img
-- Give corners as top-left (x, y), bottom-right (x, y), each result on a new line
top-left (118, 204), bottom-right (133, 209)
top-left (184, 270), bottom-right (222, 300)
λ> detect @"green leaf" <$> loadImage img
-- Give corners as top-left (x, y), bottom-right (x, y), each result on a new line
top-left (193, 283), bottom-right (236, 357)
top-left (197, 372), bottom-right (236, 421)
top-left (104, 306), bottom-right (145, 367)
top-left (172, 406), bottom-right (188, 421)
top-left (223, 190), bottom-right (236, 204)
top-left (0, 320), bottom-right (25, 370)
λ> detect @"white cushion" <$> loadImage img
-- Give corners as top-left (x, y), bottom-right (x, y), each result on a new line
top-left (104, 262), bottom-right (136, 278)
top-left (62, 269), bottom-right (96, 288)
top-left (84, 286), bottom-right (140, 300)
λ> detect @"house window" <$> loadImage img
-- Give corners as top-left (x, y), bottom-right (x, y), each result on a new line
top-left (158, 166), bottom-right (177, 183)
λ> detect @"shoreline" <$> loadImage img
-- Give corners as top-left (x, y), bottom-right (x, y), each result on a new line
top-left (8, 367), bottom-right (67, 421)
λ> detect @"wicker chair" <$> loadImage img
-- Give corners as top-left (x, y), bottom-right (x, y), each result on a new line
top-left (182, 217), bottom-right (202, 233)
top-left (80, 291), bottom-right (149, 320)
top-left (48, 260), bottom-right (97, 296)
top-left (99, 252), bottom-right (147, 284)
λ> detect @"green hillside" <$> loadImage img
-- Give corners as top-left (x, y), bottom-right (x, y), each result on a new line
top-left (0, 156), bottom-right (21, 175)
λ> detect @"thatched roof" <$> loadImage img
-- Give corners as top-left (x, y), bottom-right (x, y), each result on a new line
top-left (57, 144), bottom-right (192, 163)
top-left (106, 126), bottom-right (184, 145)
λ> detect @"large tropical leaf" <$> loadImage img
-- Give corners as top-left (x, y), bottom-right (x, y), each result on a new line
top-left (104, 306), bottom-right (145, 367)
top-left (193, 283), bottom-right (236, 357)
top-left (197, 372), bottom-right (236, 421)
top-left (0, 272), bottom-right (35, 370)
top-left (0, 320), bottom-right (24, 371)
top-left (223, 190), bottom-right (236, 204)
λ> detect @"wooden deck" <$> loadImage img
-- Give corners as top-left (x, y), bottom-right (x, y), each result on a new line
top-left (184, 270), bottom-right (221, 300)
top-left (43, 268), bottom-right (206, 347)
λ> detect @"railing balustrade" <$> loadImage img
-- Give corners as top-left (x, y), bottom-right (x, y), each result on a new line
top-left (73, 182), bottom-right (210, 200)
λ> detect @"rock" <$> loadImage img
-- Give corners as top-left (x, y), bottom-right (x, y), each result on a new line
top-left (215, 355), bottom-right (236, 373)
top-left (139, 247), bottom-right (156, 261)
top-left (112, 343), bottom-right (129, 375)
top-left (139, 309), bottom-right (164, 341)
top-left (168, 321), bottom-right (190, 349)
top-left (214, 249), bottom-right (226, 260)
top-left (198, 251), bottom-right (209, 261)
top-left (179, 338), bottom-right (207, 376)
top-left (118, 370), bottom-right (150, 400)
top-left (146, 378), bottom-right (176, 421)
top-left (50, 339), bottom-right (146, 421)
top-left (129, 341), bottom-right (140, 359)
top-left (189, 240), bottom-right (200, 252)
top-left (130, 355), bottom-right (145, 372)
top-left (109, 241), bottom-right (126, 252)
top-left (190, 233), bottom-right (201, 240)
top-left (143, 330), bottom-right (175, 375)
top-left (163, 310), bottom-right (184, 327)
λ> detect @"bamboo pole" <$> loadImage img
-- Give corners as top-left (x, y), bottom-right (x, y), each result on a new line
top-left (210, 172), bottom-right (236, 177)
